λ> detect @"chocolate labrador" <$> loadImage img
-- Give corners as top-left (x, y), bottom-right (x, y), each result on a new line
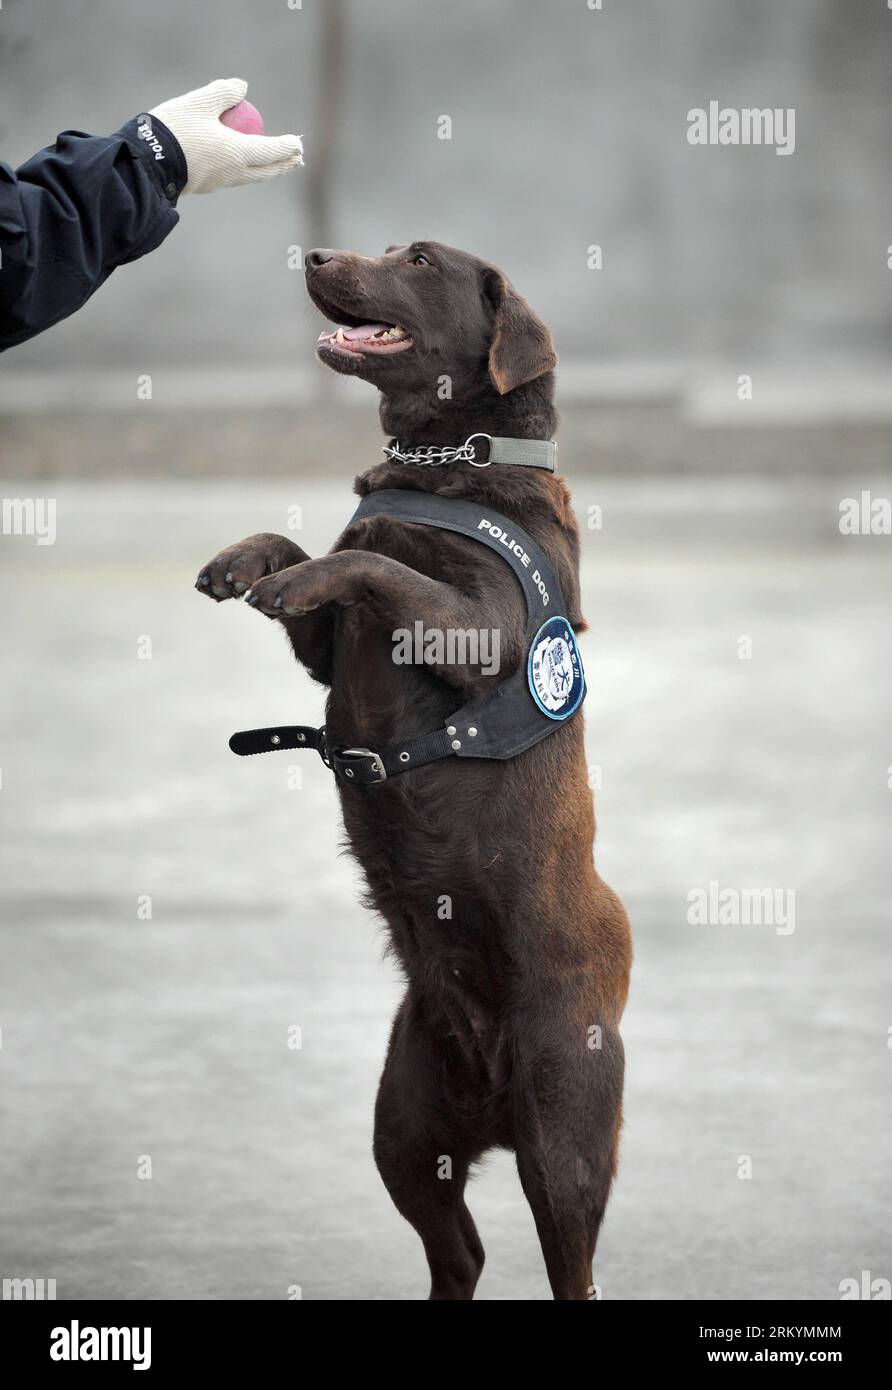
top-left (196, 242), bottom-right (631, 1300)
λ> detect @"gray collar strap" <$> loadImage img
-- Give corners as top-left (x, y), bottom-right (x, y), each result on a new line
top-left (382, 433), bottom-right (557, 472)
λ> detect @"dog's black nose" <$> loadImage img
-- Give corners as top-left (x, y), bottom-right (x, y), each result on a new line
top-left (305, 248), bottom-right (336, 271)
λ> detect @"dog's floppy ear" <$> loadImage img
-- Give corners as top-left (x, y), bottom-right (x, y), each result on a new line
top-left (485, 272), bottom-right (557, 395)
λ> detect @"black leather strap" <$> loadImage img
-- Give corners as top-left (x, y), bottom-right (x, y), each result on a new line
top-left (228, 722), bottom-right (453, 787)
top-left (229, 725), bottom-right (329, 761)
top-left (330, 727), bottom-right (454, 785)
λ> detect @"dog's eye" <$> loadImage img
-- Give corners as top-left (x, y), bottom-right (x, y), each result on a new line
top-left (409, 253), bottom-right (431, 267)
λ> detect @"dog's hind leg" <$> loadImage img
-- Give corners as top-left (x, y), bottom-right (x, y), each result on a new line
top-left (512, 1016), bottom-right (625, 1301)
top-left (373, 997), bottom-right (486, 1301)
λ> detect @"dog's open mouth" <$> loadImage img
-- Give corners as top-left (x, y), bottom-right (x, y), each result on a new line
top-left (317, 322), bottom-right (415, 355)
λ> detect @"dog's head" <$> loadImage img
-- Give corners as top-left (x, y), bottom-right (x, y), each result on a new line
top-left (305, 241), bottom-right (557, 400)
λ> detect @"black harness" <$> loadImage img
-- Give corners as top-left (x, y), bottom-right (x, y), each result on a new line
top-left (229, 488), bottom-right (586, 788)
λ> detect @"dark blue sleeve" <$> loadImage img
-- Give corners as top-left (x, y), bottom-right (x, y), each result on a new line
top-left (0, 114), bottom-right (187, 352)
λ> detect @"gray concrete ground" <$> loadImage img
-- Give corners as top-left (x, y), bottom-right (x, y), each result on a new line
top-left (1, 467), bottom-right (890, 1300)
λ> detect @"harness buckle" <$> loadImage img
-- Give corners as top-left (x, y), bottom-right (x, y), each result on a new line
top-left (340, 748), bottom-right (387, 782)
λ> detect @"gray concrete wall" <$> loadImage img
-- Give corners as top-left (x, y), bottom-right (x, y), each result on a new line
top-left (1, 0), bottom-right (890, 372)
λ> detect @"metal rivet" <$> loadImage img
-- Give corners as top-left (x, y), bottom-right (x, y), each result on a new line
top-left (345, 768), bottom-right (354, 778)
top-left (399, 751), bottom-right (410, 763)
top-left (468, 727), bottom-right (477, 737)
top-left (297, 732), bottom-right (306, 743)
top-left (446, 725), bottom-right (457, 736)
top-left (451, 739), bottom-right (461, 751)
top-left (270, 734), bottom-right (281, 745)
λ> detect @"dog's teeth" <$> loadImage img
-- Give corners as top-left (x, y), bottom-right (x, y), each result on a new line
top-left (335, 327), bottom-right (346, 344)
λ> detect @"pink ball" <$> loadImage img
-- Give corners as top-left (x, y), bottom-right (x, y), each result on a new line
top-left (219, 99), bottom-right (265, 136)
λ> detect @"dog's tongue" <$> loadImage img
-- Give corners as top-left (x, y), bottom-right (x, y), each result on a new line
top-left (343, 323), bottom-right (388, 340)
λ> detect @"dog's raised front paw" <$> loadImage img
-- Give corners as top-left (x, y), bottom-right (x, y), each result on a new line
top-left (244, 559), bottom-right (337, 618)
top-left (195, 534), bottom-right (304, 602)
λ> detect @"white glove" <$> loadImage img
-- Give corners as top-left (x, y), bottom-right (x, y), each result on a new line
top-left (150, 78), bottom-right (303, 195)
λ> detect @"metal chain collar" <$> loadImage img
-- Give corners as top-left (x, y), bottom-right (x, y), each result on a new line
top-left (382, 433), bottom-right (492, 468)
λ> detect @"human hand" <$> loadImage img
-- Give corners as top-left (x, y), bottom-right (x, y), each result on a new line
top-left (150, 78), bottom-right (303, 194)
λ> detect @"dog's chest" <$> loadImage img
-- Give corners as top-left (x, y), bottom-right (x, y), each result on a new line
top-left (325, 516), bottom-right (504, 742)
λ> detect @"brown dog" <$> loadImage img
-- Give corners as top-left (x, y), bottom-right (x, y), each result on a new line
top-left (196, 242), bottom-right (631, 1300)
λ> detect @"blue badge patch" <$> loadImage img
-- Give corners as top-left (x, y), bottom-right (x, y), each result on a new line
top-left (527, 616), bottom-right (586, 720)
